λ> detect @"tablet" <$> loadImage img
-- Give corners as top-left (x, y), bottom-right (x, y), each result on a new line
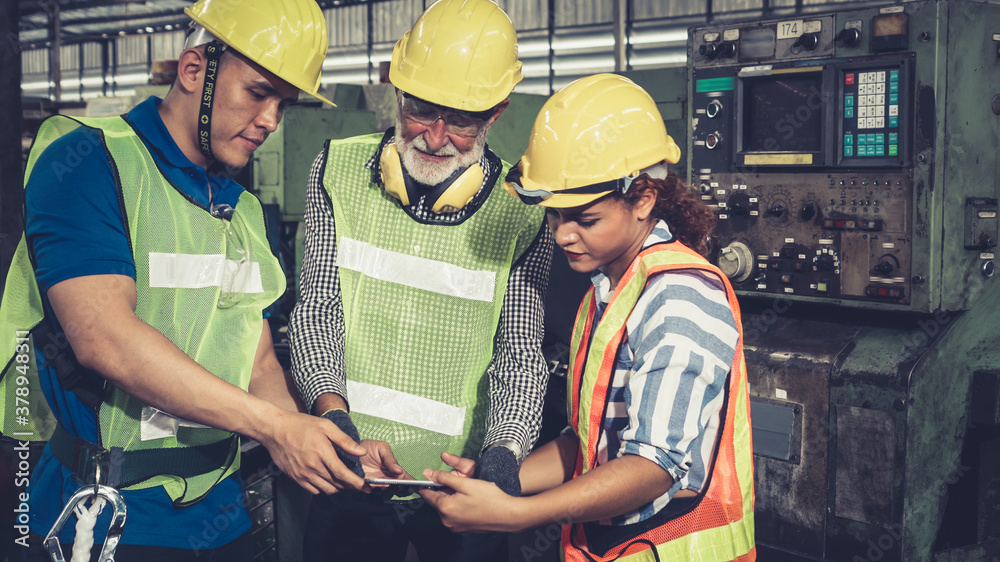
top-left (365, 477), bottom-right (444, 488)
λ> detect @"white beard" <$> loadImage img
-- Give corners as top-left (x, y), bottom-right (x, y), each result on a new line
top-left (394, 125), bottom-right (488, 186)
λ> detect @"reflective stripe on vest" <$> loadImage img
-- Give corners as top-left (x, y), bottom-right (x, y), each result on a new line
top-left (563, 241), bottom-right (755, 562)
top-left (321, 134), bottom-right (545, 477)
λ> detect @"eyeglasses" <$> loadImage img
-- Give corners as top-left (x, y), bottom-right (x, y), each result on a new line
top-left (504, 161), bottom-right (630, 206)
top-left (400, 93), bottom-right (494, 137)
top-left (213, 204), bottom-right (254, 309)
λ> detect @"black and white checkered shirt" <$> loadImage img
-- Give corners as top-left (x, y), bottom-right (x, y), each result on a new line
top-left (289, 132), bottom-right (554, 460)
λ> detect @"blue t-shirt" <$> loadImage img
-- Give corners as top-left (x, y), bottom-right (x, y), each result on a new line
top-left (25, 97), bottom-right (251, 549)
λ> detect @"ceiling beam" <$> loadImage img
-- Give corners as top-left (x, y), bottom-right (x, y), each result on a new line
top-left (50, 7), bottom-right (186, 27)
top-left (20, 0), bottom-right (154, 18)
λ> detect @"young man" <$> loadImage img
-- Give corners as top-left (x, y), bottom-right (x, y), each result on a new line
top-left (0, 0), bottom-right (369, 558)
top-left (288, 0), bottom-right (554, 560)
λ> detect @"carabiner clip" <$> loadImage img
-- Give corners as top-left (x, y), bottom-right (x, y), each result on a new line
top-left (43, 485), bottom-right (127, 562)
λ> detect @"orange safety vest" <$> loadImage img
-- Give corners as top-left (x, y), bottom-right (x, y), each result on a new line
top-left (563, 241), bottom-right (755, 562)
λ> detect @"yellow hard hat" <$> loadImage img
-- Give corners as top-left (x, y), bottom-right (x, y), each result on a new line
top-left (184, 0), bottom-right (334, 106)
top-left (389, 0), bottom-right (523, 112)
top-left (505, 73), bottom-right (682, 208)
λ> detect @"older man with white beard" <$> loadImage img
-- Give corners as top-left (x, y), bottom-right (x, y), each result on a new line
top-left (287, 1), bottom-right (554, 560)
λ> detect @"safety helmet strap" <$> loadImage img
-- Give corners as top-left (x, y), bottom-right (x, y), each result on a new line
top-left (195, 39), bottom-right (225, 163)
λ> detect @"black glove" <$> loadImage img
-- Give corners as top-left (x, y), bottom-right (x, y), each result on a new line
top-left (476, 446), bottom-right (521, 497)
top-left (321, 409), bottom-right (365, 478)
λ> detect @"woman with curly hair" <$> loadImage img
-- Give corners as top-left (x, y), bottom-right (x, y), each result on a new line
top-left (420, 74), bottom-right (755, 562)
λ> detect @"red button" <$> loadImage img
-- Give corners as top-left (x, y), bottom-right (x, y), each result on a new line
top-left (845, 73), bottom-right (855, 85)
top-left (877, 288), bottom-right (888, 297)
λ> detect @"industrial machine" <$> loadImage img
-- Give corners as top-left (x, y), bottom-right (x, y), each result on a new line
top-left (688, 1), bottom-right (1000, 559)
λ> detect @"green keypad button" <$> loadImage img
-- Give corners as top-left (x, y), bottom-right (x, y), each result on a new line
top-left (889, 116), bottom-right (898, 127)
top-left (889, 145), bottom-right (898, 156)
top-left (845, 145), bottom-right (854, 157)
top-left (844, 134), bottom-right (853, 145)
top-left (889, 133), bottom-right (898, 143)
top-left (845, 96), bottom-right (855, 107)
top-left (845, 107), bottom-right (854, 119)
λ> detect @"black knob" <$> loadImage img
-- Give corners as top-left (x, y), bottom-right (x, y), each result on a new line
top-left (793, 33), bottom-right (819, 51)
top-left (816, 255), bottom-right (835, 271)
top-left (699, 183), bottom-right (712, 195)
top-left (699, 43), bottom-right (718, 59)
top-left (766, 204), bottom-right (785, 217)
top-left (835, 28), bottom-right (862, 47)
top-left (727, 202), bottom-right (749, 216)
top-left (874, 261), bottom-right (895, 275)
top-left (718, 41), bottom-right (736, 58)
top-left (800, 202), bottom-right (817, 220)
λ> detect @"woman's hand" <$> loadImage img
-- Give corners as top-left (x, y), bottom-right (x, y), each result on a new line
top-left (418, 469), bottom-right (526, 534)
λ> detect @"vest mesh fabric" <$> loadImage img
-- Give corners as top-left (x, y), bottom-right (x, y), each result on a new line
top-left (0, 236), bottom-right (56, 440)
top-left (564, 242), bottom-right (755, 562)
top-left (11, 115), bottom-right (285, 504)
top-left (321, 134), bottom-right (545, 476)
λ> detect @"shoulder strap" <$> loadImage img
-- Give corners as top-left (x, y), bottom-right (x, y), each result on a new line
top-left (32, 319), bottom-right (105, 412)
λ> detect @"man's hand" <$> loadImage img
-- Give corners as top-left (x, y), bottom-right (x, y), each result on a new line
top-left (441, 451), bottom-right (476, 478)
top-left (476, 446), bottom-right (521, 496)
top-left (359, 440), bottom-right (407, 480)
top-left (257, 409), bottom-right (369, 495)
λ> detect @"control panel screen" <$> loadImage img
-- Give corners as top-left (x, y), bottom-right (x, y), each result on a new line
top-left (743, 73), bottom-right (824, 152)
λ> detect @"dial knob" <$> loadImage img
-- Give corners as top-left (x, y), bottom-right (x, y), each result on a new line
top-left (816, 254), bottom-right (836, 271)
top-left (727, 201), bottom-right (750, 216)
top-left (794, 33), bottom-right (819, 50)
top-left (874, 260), bottom-right (895, 276)
top-left (835, 28), bottom-right (862, 47)
top-left (699, 42), bottom-right (718, 59)
top-left (766, 204), bottom-right (786, 217)
top-left (718, 41), bottom-right (737, 58)
top-left (800, 202), bottom-right (817, 221)
top-left (717, 241), bottom-right (754, 283)
top-left (699, 183), bottom-right (713, 195)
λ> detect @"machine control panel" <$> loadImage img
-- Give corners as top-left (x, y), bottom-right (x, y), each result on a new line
top-left (702, 171), bottom-right (911, 302)
top-left (690, 15), bottom-right (918, 307)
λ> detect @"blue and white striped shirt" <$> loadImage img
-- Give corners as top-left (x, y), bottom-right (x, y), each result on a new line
top-left (589, 221), bottom-right (739, 525)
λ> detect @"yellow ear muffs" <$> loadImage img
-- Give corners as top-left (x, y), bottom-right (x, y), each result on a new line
top-left (379, 143), bottom-right (485, 213)
top-left (380, 143), bottom-right (411, 206)
top-left (430, 163), bottom-right (483, 213)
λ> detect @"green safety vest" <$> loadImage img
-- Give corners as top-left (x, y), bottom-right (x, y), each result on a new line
top-left (0, 236), bottom-right (56, 442)
top-left (0, 114), bottom-right (285, 504)
top-left (564, 241), bottom-right (755, 562)
top-left (321, 134), bottom-right (545, 476)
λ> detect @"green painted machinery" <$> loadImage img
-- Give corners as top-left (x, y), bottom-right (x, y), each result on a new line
top-left (688, 1), bottom-right (1000, 559)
